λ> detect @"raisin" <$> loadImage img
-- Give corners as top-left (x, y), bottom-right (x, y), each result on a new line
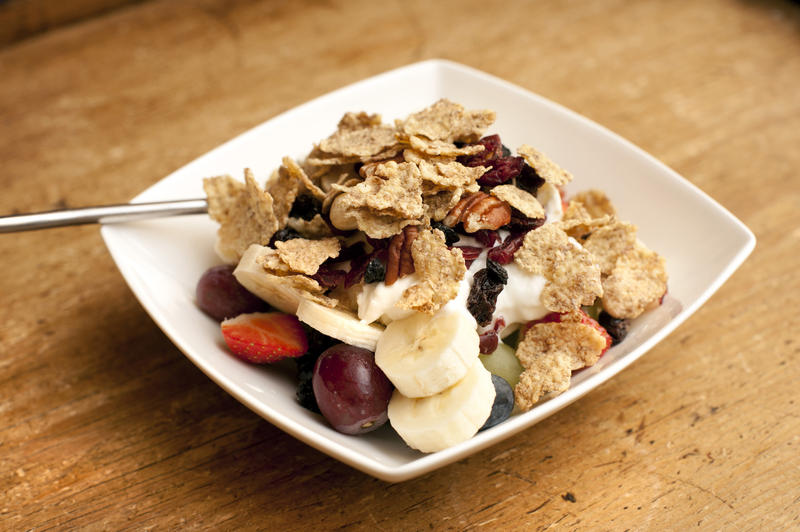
top-left (516, 163), bottom-right (545, 196)
top-left (431, 221), bottom-right (460, 246)
top-left (478, 156), bottom-right (524, 187)
top-left (458, 134), bottom-right (504, 167)
top-left (289, 194), bottom-right (322, 221)
top-left (270, 227), bottom-right (302, 245)
top-left (598, 311), bottom-right (629, 345)
top-left (295, 326), bottom-right (338, 413)
top-left (363, 258), bottom-right (386, 284)
top-left (486, 259), bottom-right (508, 284)
top-left (467, 263), bottom-right (507, 326)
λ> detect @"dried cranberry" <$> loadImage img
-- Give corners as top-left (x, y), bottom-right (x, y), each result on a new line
top-left (473, 229), bottom-right (499, 248)
top-left (455, 245), bottom-right (482, 268)
top-left (516, 163), bottom-right (545, 196)
top-left (458, 134), bottom-right (504, 167)
top-left (487, 231), bottom-right (528, 264)
top-left (509, 210), bottom-right (546, 231)
top-left (598, 311), bottom-right (629, 345)
top-left (478, 156), bottom-right (524, 187)
top-left (431, 221), bottom-right (460, 246)
top-left (344, 253), bottom-right (371, 288)
top-left (289, 194), bottom-right (322, 221)
top-left (312, 265), bottom-right (346, 289)
top-left (478, 330), bottom-right (499, 354)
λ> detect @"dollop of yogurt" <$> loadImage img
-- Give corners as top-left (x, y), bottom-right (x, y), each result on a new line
top-left (357, 273), bottom-right (419, 324)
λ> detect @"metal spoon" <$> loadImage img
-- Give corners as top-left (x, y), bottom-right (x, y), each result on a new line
top-left (0, 199), bottom-right (208, 233)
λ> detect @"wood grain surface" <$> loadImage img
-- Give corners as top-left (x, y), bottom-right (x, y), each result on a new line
top-left (1, 0), bottom-right (799, 529)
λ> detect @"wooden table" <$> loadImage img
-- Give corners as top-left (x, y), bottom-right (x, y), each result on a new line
top-left (2, 0), bottom-right (798, 529)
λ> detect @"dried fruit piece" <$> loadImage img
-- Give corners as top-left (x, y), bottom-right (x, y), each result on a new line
top-left (478, 156), bottom-right (524, 187)
top-left (467, 260), bottom-right (508, 326)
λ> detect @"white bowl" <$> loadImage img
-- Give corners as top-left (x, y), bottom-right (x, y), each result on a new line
top-left (101, 59), bottom-right (755, 482)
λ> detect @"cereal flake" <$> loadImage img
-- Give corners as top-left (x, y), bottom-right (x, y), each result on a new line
top-left (490, 184), bottom-right (545, 219)
top-left (275, 237), bottom-right (341, 275)
top-left (583, 221), bottom-right (638, 275)
top-left (602, 244), bottom-right (668, 319)
top-left (514, 320), bottom-right (608, 411)
top-left (283, 157), bottom-right (326, 200)
top-left (203, 169), bottom-right (279, 263)
top-left (570, 189), bottom-right (616, 219)
top-left (397, 99), bottom-right (495, 143)
top-left (514, 224), bottom-right (602, 312)
top-left (517, 145), bottom-right (573, 186)
top-left (397, 228), bottom-right (466, 313)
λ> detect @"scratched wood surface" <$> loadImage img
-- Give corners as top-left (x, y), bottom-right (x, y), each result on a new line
top-left (1, 0), bottom-right (799, 529)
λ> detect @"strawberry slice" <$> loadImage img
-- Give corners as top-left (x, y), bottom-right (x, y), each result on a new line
top-left (221, 312), bottom-right (309, 364)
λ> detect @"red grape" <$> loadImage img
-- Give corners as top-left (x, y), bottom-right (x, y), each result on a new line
top-left (312, 344), bottom-right (393, 435)
top-left (196, 265), bottom-right (270, 321)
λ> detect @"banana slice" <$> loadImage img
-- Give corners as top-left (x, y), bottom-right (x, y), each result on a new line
top-left (375, 310), bottom-right (480, 398)
top-left (388, 360), bottom-right (495, 453)
top-left (296, 298), bottom-right (384, 351)
top-left (233, 244), bottom-right (303, 314)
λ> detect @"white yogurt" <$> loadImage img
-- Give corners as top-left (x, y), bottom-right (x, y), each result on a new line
top-left (357, 273), bottom-right (419, 324)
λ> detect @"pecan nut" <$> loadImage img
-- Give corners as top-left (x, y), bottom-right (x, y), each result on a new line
top-left (443, 191), bottom-right (511, 233)
top-left (385, 225), bottom-right (419, 285)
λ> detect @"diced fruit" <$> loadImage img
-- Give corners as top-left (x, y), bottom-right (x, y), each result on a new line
top-left (196, 264), bottom-right (270, 321)
top-left (387, 360), bottom-right (495, 453)
top-left (480, 375), bottom-right (514, 430)
top-left (221, 312), bottom-right (308, 364)
top-left (312, 344), bottom-right (393, 435)
top-left (479, 341), bottom-right (524, 389)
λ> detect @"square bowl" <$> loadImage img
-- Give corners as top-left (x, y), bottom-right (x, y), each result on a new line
top-left (101, 59), bottom-right (755, 482)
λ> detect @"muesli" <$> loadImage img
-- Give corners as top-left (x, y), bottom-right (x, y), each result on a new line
top-left (196, 99), bottom-right (668, 453)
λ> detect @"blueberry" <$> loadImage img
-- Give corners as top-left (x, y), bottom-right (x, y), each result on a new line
top-left (480, 374), bottom-right (514, 431)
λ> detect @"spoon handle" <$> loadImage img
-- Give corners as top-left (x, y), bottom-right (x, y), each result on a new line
top-left (0, 199), bottom-right (208, 233)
